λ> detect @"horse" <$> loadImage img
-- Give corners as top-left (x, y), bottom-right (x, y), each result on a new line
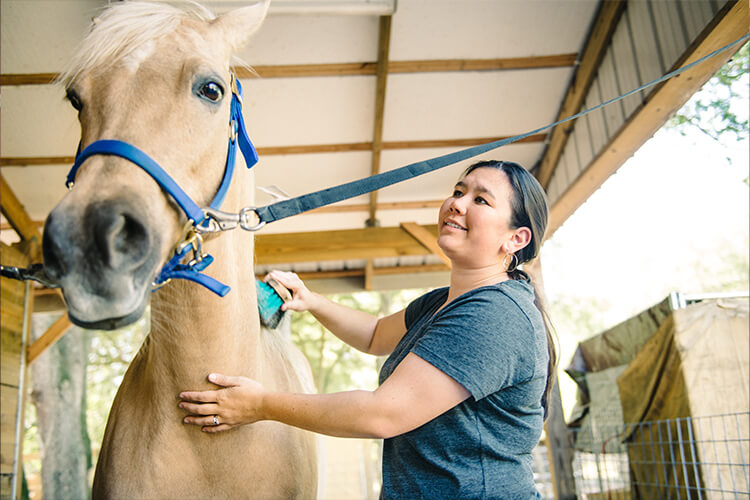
top-left (41, 1), bottom-right (318, 497)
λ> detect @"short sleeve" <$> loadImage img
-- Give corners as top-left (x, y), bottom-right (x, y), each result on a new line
top-left (411, 288), bottom-right (537, 400)
top-left (404, 287), bottom-right (447, 329)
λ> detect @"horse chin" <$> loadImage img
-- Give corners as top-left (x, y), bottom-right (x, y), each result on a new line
top-left (67, 298), bottom-right (149, 330)
top-left (61, 279), bottom-right (152, 330)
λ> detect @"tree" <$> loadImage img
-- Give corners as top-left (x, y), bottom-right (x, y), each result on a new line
top-left (29, 314), bottom-right (91, 500)
top-left (667, 42), bottom-right (748, 144)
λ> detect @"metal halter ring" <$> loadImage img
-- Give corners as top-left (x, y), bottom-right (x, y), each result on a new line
top-left (239, 207), bottom-right (265, 231)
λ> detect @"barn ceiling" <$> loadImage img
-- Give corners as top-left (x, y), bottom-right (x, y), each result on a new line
top-left (1, 0), bottom-right (746, 294)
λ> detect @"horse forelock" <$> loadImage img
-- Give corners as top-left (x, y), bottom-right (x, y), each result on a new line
top-left (59, 1), bottom-right (217, 87)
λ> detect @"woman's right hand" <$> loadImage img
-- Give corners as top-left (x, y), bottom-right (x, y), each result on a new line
top-left (264, 270), bottom-right (317, 312)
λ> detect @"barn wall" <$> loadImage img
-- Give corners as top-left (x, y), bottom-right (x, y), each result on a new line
top-left (546, 0), bottom-right (730, 204)
top-left (0, 243), bottom-right (31, 499)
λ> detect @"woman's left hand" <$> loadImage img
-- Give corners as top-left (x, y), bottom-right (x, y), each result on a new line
top-left (179, 373), bottom-right (266, 433)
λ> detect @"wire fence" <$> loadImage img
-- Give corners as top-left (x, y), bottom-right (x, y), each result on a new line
top-left (568, 412), bottom-right (750, 499)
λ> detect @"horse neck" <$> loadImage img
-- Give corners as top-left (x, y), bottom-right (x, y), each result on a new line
top-left (147, 171), bottom-right (262, 389)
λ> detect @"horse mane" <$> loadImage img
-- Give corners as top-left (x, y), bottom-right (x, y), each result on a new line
top-left (58, 1), bottom-right (216, 87)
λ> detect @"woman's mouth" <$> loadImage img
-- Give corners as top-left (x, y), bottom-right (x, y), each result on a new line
top-left (444, 221), bottom-right (467, 231)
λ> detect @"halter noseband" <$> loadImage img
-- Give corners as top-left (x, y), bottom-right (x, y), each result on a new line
top-left (65, 74), bottom-right (258, 297)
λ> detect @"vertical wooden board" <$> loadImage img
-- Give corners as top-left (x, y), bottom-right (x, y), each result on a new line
top-left (611, 16), bottom-right (643, 117)
top-left (597, 50), bottom-right (626, 139)
top-left (679, 0), bottom-right (714, 42)
top-left (573, 116), bottom-right (595, 169)
top-left (584, 80), bottom-right (608, 153)
top-left (0, 384), bottom-right (19, 475)
top-left (629, 0), bottom-right (665, 83)
top-left (651, 0), bottom-right (688, 70)
top-left (1, 474), bottom-right (12, 499)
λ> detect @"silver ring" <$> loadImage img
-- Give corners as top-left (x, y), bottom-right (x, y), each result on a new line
top-left (213, 415), bottom-right (219, 426)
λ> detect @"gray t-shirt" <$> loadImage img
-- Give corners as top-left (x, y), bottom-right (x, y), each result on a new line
top-left (379, 279), bottom-right (548, 499)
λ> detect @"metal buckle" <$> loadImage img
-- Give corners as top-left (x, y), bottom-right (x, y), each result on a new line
top-left (230, 73), bottom-right (242, 105)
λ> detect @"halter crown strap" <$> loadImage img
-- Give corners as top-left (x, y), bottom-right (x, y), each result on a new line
top-left (65, 75), bottom-right (258, 296)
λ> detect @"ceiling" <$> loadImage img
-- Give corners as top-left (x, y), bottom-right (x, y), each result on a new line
top-left (1, 0), bottom-right (746, 293)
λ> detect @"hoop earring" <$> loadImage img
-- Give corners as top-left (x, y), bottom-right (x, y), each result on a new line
top-left (503, 253), bottom-right (519, 272)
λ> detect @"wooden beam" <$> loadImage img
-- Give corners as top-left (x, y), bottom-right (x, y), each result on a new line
top-left (536, 0), bottom-right (626, 188)
top-left (0, 54), bottom-right (578, 86)
top-left (0, 133), bottom-right (546, 167)
top-left (547, 0), bottom-right (749, 238)
top-left (255, 224), bottom-right (440, 265)
top-left (399, 222), bottom-right (451, 268)
top-left (368, 15), bottom-right (392, 226)
top-left (364, 260), bottom-right (374, 291)
top-left (26, 313), bottom-right (72, 365)
top-left (262, 262), bottom-right (449, 281)
top-left (0, 175), bottom-right (42, 260)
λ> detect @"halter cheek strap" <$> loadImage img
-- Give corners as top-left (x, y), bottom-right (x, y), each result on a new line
top-left (65, 74), bottom-right (257, 297)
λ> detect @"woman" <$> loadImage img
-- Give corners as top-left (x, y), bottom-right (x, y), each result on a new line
top-left (179, 160), bottom-right (556, 499)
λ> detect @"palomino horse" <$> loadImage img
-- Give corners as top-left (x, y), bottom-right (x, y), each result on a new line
top-left (42, 1), bottom-right (317, 497)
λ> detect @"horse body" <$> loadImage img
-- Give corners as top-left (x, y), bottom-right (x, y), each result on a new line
top-left (41, 2), bottom-right (317, 497)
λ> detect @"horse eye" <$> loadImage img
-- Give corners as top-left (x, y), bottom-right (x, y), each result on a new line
top-left (198, 82), bottom-right (223, 102)
top-left (66, 89), bottom-right (83, 111)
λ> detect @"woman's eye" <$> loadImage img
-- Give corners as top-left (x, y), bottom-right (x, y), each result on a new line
top-left (198, 82), bottom-right (223, 102)
top-left (475, 196), bottom-right (488, 205)
top-left (66, 90), bottom-right (83, 111)
top-left (452, 189), bottom-right (463, 197)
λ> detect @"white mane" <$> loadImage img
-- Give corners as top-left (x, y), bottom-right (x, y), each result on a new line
top-left (59, 1), bottom-right (216, 87)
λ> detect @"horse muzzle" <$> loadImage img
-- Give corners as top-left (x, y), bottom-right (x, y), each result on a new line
top-left (42, 196), bottom-right (163, 330)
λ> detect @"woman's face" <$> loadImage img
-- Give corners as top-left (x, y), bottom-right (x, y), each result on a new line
top-left (437, 167), bottom-right (522, 267)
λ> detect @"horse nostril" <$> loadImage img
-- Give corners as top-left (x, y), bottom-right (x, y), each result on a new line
top-left (42, 214), bottom-right (68, 281)
top-left (92, 206), bottom-right (150, 271)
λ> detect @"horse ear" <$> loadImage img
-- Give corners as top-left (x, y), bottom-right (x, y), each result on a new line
top-left (214, 0), bottom-right (270, 51)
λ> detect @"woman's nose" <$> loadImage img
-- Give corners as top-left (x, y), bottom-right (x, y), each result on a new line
top-left (449, 197), bottom-right (466, 214)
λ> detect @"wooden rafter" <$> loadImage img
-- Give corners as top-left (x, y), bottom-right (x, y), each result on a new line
top-left (0, 54), bottom-right (577, 86)
top-left (547, 0), bottom-right (749, 237)
top-left (0, 132), bottom-right (546, 167)
top-left (0, 174), bottom-right (42, 245)
top-left (368, 15), bottom-right (392, 226)
top-left (27, 313), bottom-right (72, 364)
top-left (535, 0), bottom-right (626, 188)
top-left (255, 224), bottom-right (440, 265)
top-left (400, 222), bottom-right (451, 268)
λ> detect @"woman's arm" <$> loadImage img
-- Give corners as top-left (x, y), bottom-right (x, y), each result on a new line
top-left (266, 270), bottom-right (406, 355)
top-left (179, 353), bottom-right (470, 438)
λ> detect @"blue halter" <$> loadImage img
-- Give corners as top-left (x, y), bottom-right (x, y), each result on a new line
top-left (66, 75), bottom-right (258, 297)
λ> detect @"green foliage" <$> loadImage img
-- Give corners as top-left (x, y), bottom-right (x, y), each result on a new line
top-left (289, 289), bottom-right (426, 393)
top-left (667, 42), bottom-right (749, 143)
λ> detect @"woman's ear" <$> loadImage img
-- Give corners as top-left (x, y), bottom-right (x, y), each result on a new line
top-left (504, 227), bottom-right (532, 254)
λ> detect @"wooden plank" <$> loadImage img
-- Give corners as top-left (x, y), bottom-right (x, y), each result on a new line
top-left (536, 0), bottom-right (627, 188)
top-left (256, 225), bottom-right (440, 265)
top-left (0, 133), bottom-right (547, 167)
top-left (0, 54), bottom-right (578, 85)
top-left (26, 313), bottom-right (72, 365)
top-left (0, 175), bottom-right (42, 248)
top-left (364, 260), bottom-right (374, 291)
top-left (399, 222), bottom-right (451, 268)
top-left (548, 0), bottom-right (749, 238)
top-left (368, 16), bottom-right (392, 226)
top-left (286, 262), bottom-right (449, 281)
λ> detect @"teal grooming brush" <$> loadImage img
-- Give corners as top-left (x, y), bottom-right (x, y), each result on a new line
top-left (256, 278), bottom-right (292, 329)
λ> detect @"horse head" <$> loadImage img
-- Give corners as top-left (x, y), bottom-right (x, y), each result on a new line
top-left (42, 1), bottom-right (269, 330)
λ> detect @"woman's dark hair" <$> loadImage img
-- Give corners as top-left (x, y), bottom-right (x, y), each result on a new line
top-left (462, 160), bottom-right (558, 419)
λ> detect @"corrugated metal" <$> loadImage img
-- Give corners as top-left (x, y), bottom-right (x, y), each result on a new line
top-left (546, 0), bottom-right (729, 206)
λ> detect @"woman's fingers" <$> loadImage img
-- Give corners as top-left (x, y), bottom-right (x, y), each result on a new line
top-left (179, 401), bottom-right (218, 415)
top-left (179, 389), bottom-right (218, 403)
top-left (208, 373), bottom-right (243, 387)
